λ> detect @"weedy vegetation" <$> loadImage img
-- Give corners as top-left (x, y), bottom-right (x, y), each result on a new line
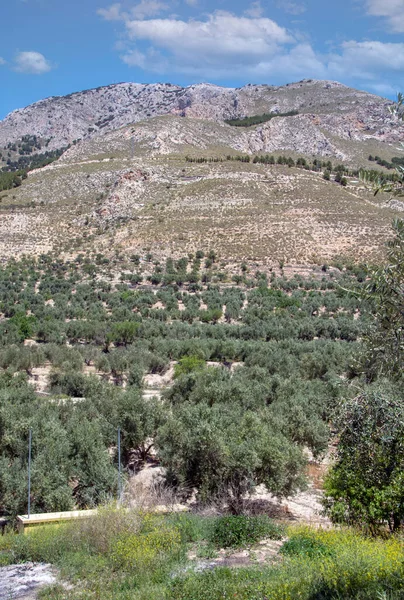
top-left (2, 513), bottom-right (404, 599)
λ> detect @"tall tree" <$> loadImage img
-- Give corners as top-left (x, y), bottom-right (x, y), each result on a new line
top-left (362, 218), bottom-right (404, 381)
top-left (324, 94), bottom-right (404, 531)
top-left (323, 384), bottom-right (404, 532)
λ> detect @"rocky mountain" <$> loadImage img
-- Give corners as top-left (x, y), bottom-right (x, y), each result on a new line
top-left (1, 78), bottom-right (404, 265)
top-left (0, 79), bottom-right (402, 153)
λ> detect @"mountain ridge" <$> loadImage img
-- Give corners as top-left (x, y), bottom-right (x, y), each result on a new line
top-left (0, 79), bottom-right (399, 155)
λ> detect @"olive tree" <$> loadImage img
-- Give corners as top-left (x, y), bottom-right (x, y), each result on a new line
top-left (323, 384), bottom-right (404, 532)
top-left (362, 218), bottom-right (404, 381)
top-left (157, 402), bottom-right (306, 513)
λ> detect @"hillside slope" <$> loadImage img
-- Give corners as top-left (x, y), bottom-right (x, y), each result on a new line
top-left (1, 115), bottom-right (402, 264)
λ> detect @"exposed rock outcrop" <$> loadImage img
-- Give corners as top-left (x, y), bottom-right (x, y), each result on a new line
top-left (0, 79), bottom-right (401, 154)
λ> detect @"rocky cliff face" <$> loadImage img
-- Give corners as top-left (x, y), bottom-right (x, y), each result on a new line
top-left (0, 79), bottom-right (401, 152)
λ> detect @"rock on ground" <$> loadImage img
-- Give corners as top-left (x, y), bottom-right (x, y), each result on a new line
top-left (0, 563), bottom-right (57, 600)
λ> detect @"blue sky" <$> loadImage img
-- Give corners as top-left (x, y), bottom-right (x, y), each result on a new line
top-left (1, 0), bottom-right (404, 119)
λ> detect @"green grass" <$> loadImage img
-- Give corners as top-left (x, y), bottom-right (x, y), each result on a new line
top-left (2, 512), bottom-right (404, 600)
top-left (169, 527), bottom-right (404, 600)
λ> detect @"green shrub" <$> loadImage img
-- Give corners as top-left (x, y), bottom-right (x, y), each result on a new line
top-left (166, 513), bottom-right (216, 543)
top-left (211, 515), bottom-right (284, 548)
top-left (174, 355), bottom-right (206, 379)
top-left (70, 506), bottom-right (142, 554)
top-left (280, 529), bottom-right (335, 559)
top-left (0, 523), bottom-right (74, 565)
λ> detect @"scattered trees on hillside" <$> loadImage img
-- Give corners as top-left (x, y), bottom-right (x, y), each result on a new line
top-left (0, 252), bottom-right (371, 518)
top-left (361, 94), bottom-right (404, 199)
top-left (0, 170), bottom-right (27, 192)
top-left (225, 110), bottom-right (299, 127)
top-left (323, 92), bottom-right (404, 533)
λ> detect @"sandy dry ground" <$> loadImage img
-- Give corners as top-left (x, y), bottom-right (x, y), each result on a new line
top-left (0, 563), bottom-right (57, 600)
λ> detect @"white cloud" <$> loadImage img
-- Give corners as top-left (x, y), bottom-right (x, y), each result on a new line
top-left (123, 12), bottom-right (293, 68)
top-left (99, 6), bottom-right (404, 92)
top-left (14, 51), bottom-right (52, 74)
top-left (277, 1), bottom-right (306, 15)
top-left (244, 1), bottom-right (264, 18)
top-left (184, 0), bottom-right (198, 5)
top-left (0, 57), bottom-right (6, 66)
top-left (122, 48), bottom-right (148, 67)
top-left (120, 34), bottom-right (404, 91)
top-left (365, 0), bottom-right (404, 32)
top-left (98, 0), bottom-right (169, 21)
top-left (98, 2), bottom-right (122, 20)
top-left (328, 41), bottom-right (404, 80)
top-left (250, 43), bottom-right (326, 80)
top-left (131, 0), bottom-right (168, 19)
top-left (367, 82), bottom-right (398, 96)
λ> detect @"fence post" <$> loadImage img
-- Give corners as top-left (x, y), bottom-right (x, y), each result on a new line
top-left (117, 427), bottom-right (122, 505)
top-left (28, 428), bottom-right (32, 519)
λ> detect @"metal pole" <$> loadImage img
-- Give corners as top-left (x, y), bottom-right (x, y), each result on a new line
top-left (117, 427), bottom-right (122, 505)
top-left (28, 428), bottom-right (32, 519)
